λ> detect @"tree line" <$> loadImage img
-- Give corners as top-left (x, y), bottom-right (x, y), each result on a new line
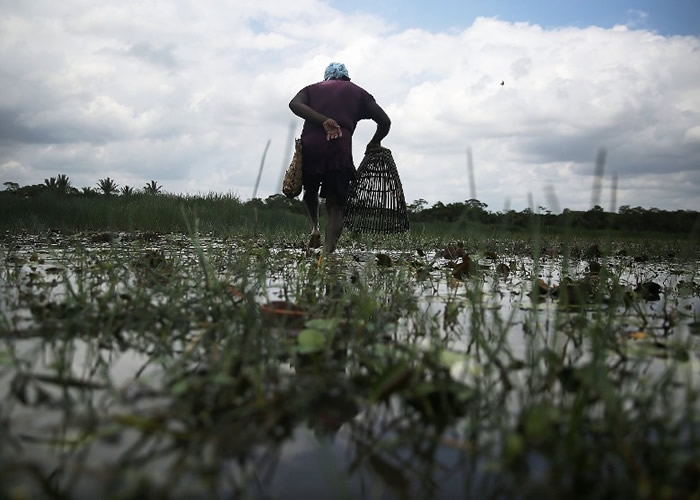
top-left (3, 176), bottom-right (163, 196)
top-left (407, 198), bottom-right (700, 234)
top-left (235, 195), bottom-right (700, 235)
top-left (3, 176), bottom-right (698, 235)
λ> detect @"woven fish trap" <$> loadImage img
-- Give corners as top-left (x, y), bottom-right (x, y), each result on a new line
top-left (344, 147), bottom-right (410, 234)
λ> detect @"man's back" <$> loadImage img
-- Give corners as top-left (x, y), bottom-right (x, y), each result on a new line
top-left (302, 80), bottom-right (374, 135)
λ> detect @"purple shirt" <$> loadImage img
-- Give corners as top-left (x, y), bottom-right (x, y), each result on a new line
top-left (299, 80), bottom-right (376, 177)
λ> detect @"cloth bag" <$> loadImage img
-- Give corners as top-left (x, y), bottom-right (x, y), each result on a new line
top-left (282, 138), bottom-right (303, 198)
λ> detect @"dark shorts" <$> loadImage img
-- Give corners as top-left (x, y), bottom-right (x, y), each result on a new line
top-left (303, 167), bottom-right (355, 206)
top-left (301, 130), bottom-right (356, 205)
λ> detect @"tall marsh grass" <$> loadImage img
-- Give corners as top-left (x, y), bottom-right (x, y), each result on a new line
top-left (0, 191), bottom-right (309, 236)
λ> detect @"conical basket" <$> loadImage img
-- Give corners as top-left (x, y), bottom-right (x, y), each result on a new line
top-left (344, 147), bottom-right (409, 234)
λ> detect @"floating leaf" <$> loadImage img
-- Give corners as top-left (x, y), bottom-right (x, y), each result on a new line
top-left (635, 282), bottom-right (662, 301)
top-left (452, 255), bottom-right (477, 279)
top-left (376, 253), bottom-right (393, 267)
top-left (557, 281), bottom-right (591, 306)
top-left (297, 328), bottom-right (327, 354)
top-left (496, 263), bottom-right (510, 275)
top-left (442, 242), bottom-right (465, 259)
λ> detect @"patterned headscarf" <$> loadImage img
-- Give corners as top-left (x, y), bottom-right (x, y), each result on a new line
top-left (323, 62), bottom-right (350, 81)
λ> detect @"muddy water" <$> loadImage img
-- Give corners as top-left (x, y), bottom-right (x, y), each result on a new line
top-left (1, 235), bottom-right (699, 499)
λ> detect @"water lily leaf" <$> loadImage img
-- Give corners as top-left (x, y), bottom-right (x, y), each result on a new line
top-left (442, 242), bottom-right (466, 259)
top-left (298, 328), bottom-right (327, 354)
top-left (635, 281), bottom-right (662, 301)
top-left (496, 263), bottom-right (510, 275)
top-left (376, 253), bottom-right (393, 267)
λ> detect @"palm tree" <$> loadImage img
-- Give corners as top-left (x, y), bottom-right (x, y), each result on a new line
top-left (143, 180), bottom-right (162, 195)
top-left (44, 174), bottom-right (73, 194)
top-left (120, 185), bottom-right (135, 196)
top-left (56, 174), bottom-right (72, 194)
top-left (81, 187), bottom-right (98, 196)
top-left (97, 177), bottom-right (119, 195)
top-left (44, 177), bottom-right (58, 190)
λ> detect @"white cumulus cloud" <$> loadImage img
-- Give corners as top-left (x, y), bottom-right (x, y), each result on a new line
top-left (0, 1), bottom-right (698, 211)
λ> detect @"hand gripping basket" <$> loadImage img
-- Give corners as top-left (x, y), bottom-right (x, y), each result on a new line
top-left (344, 147), bottom-right (410, 234)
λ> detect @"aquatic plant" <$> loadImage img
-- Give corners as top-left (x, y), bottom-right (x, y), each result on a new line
top-left (0, 228), bottom-right (697, 498)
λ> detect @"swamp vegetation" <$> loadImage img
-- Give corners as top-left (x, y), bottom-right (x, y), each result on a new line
top-left (0, 192), bottom-right (699, 499)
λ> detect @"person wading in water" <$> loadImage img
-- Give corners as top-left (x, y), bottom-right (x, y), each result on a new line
top-left (289, 62), bottom-right (391, 254)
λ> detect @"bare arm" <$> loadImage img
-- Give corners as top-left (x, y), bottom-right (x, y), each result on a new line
top-left (289, 90), bottom-right (342, 141)
top-left (289, 89), bottom-right (326, 125)
top-left (365, 99), bottom-right (391, 150)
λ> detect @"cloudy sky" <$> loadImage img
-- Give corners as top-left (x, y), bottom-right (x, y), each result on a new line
top-left (1, 0), bottom-right (699, 212)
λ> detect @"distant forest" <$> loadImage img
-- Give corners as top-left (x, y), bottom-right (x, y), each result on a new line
top-left (405, 198), bottom-right (700, 234)
top-left (3, 177), bottom-right (699, 235)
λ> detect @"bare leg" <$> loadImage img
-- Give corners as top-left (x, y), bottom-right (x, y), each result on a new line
top-left (303, 189), bottom-right (321, 248)
top-left (324, 193), bottom-right (345, 254)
